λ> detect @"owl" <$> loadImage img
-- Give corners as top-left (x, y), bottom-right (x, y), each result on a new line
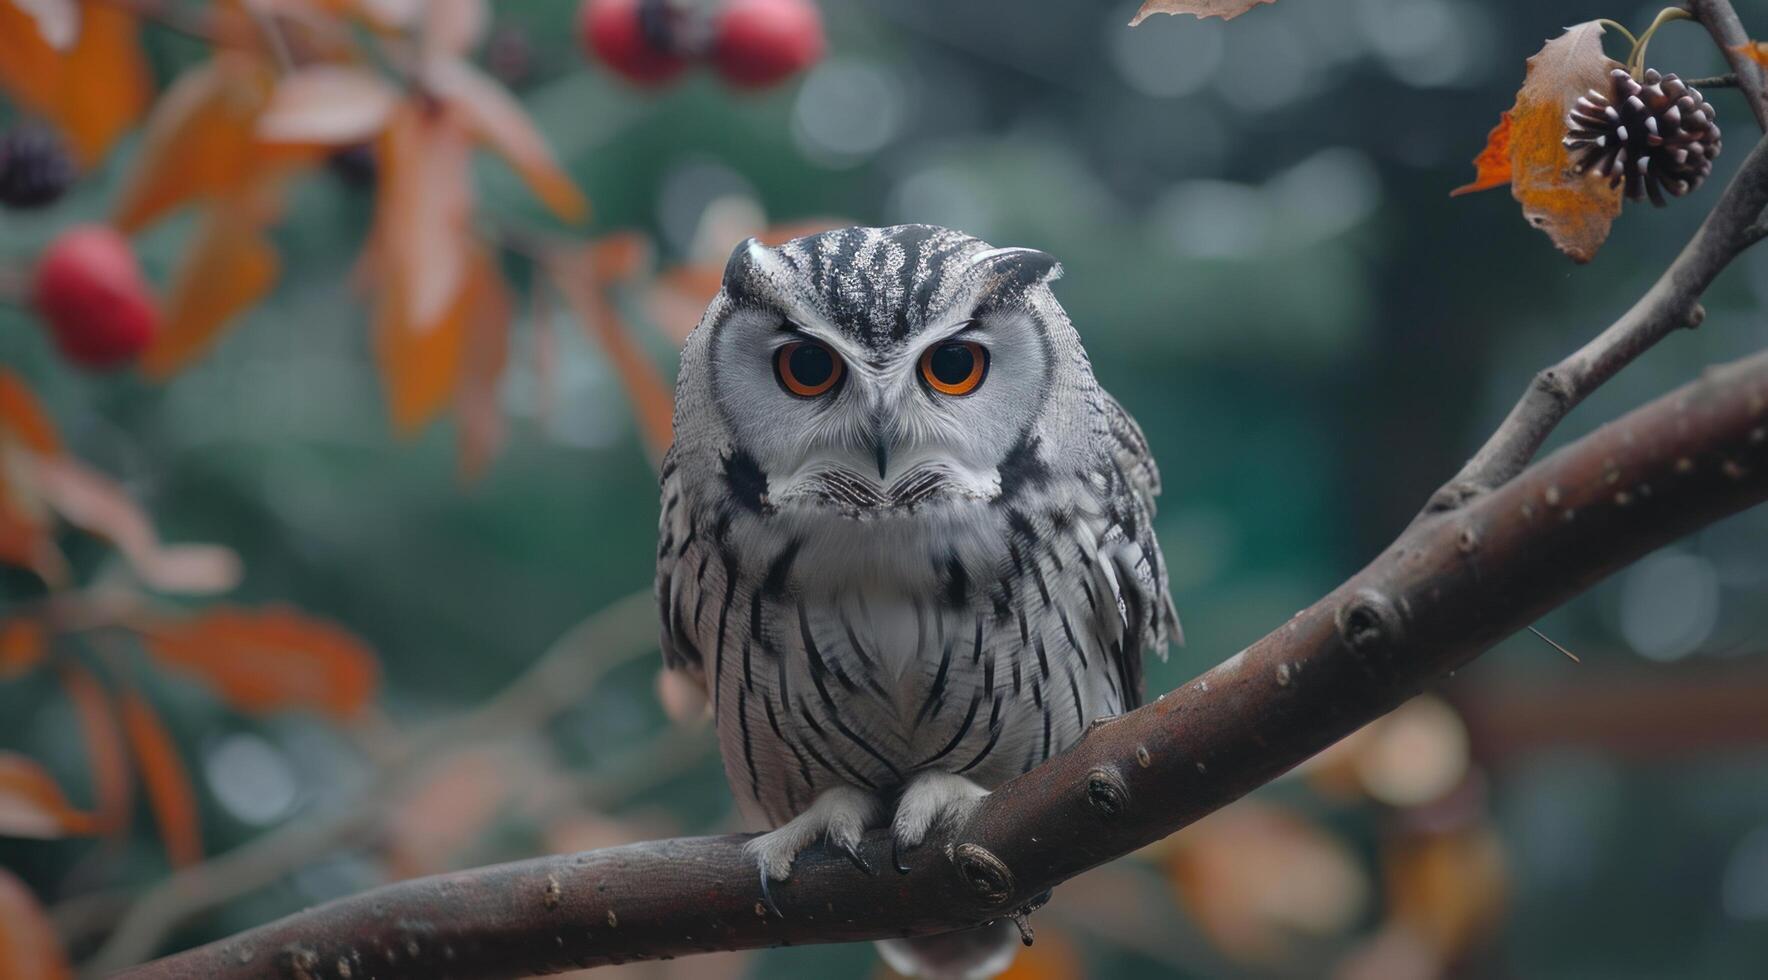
top-left (657, 225), bottom-right (1179, 978)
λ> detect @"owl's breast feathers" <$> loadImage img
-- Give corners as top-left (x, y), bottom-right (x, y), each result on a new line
top-left (655, 403), bottom-right (1175, 825)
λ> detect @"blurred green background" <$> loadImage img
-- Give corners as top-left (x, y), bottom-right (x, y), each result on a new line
top-left (5, 0), bottom-right (1768, 977)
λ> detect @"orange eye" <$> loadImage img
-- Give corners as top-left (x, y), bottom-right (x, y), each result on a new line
top-left (775, 340), bottom-right (844, 398)
top-left (919, 341), bottom-right (988, 396)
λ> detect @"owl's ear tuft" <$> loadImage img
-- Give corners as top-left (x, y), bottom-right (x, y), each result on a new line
top-left (968, 246), bottom-right (1063, 313)
top-left (722, 237), bottom-right (785, 305)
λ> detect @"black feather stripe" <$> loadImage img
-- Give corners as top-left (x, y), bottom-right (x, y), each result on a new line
top-left (916, 629), bottom-right (955, 724)
top-left (737, 684), bottom-right (759, 801)
top-left (917, 686), bottom-right (982, 768)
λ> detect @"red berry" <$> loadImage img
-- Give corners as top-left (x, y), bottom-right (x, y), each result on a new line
top-left (581, 0), bottom-right (689, 87)
top-left (711, 0), bottom-right (824, 90)
top-left (31, 225), bottom-right (158, 370)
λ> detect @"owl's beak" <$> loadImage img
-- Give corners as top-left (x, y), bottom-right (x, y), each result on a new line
top-left (868, 406), bottom-right (892, 480)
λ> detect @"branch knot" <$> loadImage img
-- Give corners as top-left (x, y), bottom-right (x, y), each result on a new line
top-left (952, 843), bottom-right (1015, 908)
top-left (1335, 590), bottom-right (1404, 654)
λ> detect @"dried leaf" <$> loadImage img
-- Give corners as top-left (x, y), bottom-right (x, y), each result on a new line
top-left (0, 867), bottom-right (73, 980)
top-left (422, 0), bottom-right (488, 65)
top-left (432, 59), bottom-right (588, 223)
top-left (385, 746), bottom-right (519, 878)
top-left (142, 199), bottom-right (282, 380)
top-left (119, 691), bottom-right (202, 867)
top-left (1130, 0), bottom-right (1274, 25)
top-left (0, 368), bottom-right (62, 456)
top-left (256, 65), bottom-right (399, 147)
top-left (33, 457), bottom-right (244, 595)
top-left (0, 752), bottom-right (97, 838)
top-left (0, 619), bottom-right (46, 679)
top-left (58, 662), bottom-right (132, 835)
top-left (1464, 23), bottom-right (1624, 262)
top-left (0, 446), bottom-right (70, 587)
top-left (0, 1), bottom-right (148, 167)
top-left (546, 239), bottom-right (674, 457)
top-left (112, 55), bottom-right (275, 233)
top-left (1450, 111), bottom-right (1513, 197)
top-left (456, 250), bottom-right (512, 481)
top-left (377, 101), bottom-right (474, 331)
top-left (12, 0), bottom-right (78, 50)
top-left (1384, 825), bottom-right (1508, 956)
top-left (1167, 802), bottom-right (1368, 964)
top-left (142, 605), bottom-right (380, 720)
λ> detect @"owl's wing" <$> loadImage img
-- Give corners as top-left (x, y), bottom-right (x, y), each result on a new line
top-left (655, 447), bottom-right (709, 696)
top-left (1097, 392), bottom-right (1182, 706)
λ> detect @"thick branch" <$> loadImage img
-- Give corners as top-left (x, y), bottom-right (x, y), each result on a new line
top-left (121, 347), bottom-right (1768, 980)
top-left (1689, 0), bottom-right (1768, 132)
top-left (1423, 133), bottom-right (1768, 515)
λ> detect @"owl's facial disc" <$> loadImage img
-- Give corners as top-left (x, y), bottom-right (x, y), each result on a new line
top-left (705, 231), bottom-right (1061, 519)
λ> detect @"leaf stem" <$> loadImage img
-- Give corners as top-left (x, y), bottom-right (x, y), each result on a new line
top-left (1628, 6), bottom-right (1695, 75)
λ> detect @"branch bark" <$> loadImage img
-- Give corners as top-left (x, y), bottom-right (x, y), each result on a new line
top-left (1422, 132), bottom-right (1768, 516)
top-left (1690, 0), bottom-right (1768, 132)
top-left (119, 346), bottom-right (1768, 980)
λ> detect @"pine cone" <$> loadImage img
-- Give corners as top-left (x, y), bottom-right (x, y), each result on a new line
top-left (0, 125), bottom-right (75, 209)
top-left (1565, 67), bottom-right (1722, 206)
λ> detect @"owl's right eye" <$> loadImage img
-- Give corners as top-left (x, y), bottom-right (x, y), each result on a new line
top-left (775, 341), bottom-right (844, 398)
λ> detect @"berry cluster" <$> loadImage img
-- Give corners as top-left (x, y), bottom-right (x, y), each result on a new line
top-left (1565, 67), bottom-right (1722, 206)
top-left (581, 0), bottom-right (823, 90)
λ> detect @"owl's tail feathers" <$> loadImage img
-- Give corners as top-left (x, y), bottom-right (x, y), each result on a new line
top-left (875, 921), bottom-right (1019, 979)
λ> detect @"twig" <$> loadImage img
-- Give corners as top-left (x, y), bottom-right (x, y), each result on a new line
top-left (1688, 0), bottom-right (1768, 132)
top-left (1686, 73), bottom-right (1740, 88)
top-left (117, 347), bottom-right (1768, 979)
top-left (1421, 133), bottom-right (1768, 516)
top-left (75, 592), bottom-right (660, 976)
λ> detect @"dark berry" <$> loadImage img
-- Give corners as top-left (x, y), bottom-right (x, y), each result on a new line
top-left (0, 125), bottom-right (76, 209)
top-left (581, 0), bottom-right (690, 87)
top-left (327, 143), bottom-right (378, 189)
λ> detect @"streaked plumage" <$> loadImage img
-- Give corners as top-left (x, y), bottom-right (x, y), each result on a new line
top-left (657, 224), bottom-right (1177, 978)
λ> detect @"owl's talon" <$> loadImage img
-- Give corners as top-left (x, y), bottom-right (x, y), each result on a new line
top-left (757, 870), bottom-right (783, 918)
top-left (892, 835), bottom-right (914, 875)
top-left (835, 837), bottom-right (876, 876)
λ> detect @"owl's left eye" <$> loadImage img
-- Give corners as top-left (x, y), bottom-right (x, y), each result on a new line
top-left (775, 340), bottom-right (844, 398)
top-left (920, 341), bottom-right (988, 396)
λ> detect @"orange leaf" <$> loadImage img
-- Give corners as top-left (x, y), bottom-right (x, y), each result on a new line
top-left (0, 867), bottom-right (73, 980)
top-left (142, 198), bottom-right (282, 379)
top-left (0, 619), bottom-right (46, 679)
top-left (432, 59), bottom-right (588, 223)
top-left (0, 2), bottom-right (149, 167)
top-left (112, 54), bottom-right (276, 233)
top-left (119, 692), bottom-right (202, 867)
top-left (1736, 42), bottom-right (1768, 68)
top-left (256, 65), bottom-right (399, 147)
top-left (58, 662), bottom-right (132, 836)
top-left (1129, 0), bottom-right (1274, 24)
top-left (142, 605), bottom-right (380, 720)
top-left (1450, 111), bottom-right (1513, 196)
top-left (456, 251), bottom-right (512, 481)
top-left (33, 456), bottom-right (243, 594)
top-left (1475, 23), bottom-right (1624, 262)
top-left (0, 447), bottom-right (69, 587)
top-left (1384, 825), bottom-right (1508, 956)
top-left (546, 241), bottom-right (674, 457)
top-left (0, 368), bottom-right (61, 456)
top-left (0, 751), bottom-right (98, 838)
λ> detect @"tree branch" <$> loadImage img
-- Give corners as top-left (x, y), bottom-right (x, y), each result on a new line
top-left (118, 346), bottom-right (1768, 980)
top-left (1689, 0), bottom-right (1768, 132)
top-left (1422, 132), bottom-right (1768, 516)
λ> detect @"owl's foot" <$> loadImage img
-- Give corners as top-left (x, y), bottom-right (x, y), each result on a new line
top-left (746, 785), bottom-right (880, 914)
top-left (891, 771), bottom-right (989, 873)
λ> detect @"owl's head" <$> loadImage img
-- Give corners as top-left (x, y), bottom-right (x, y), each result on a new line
top-left (674, 224), bottom-right (1094, 517)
